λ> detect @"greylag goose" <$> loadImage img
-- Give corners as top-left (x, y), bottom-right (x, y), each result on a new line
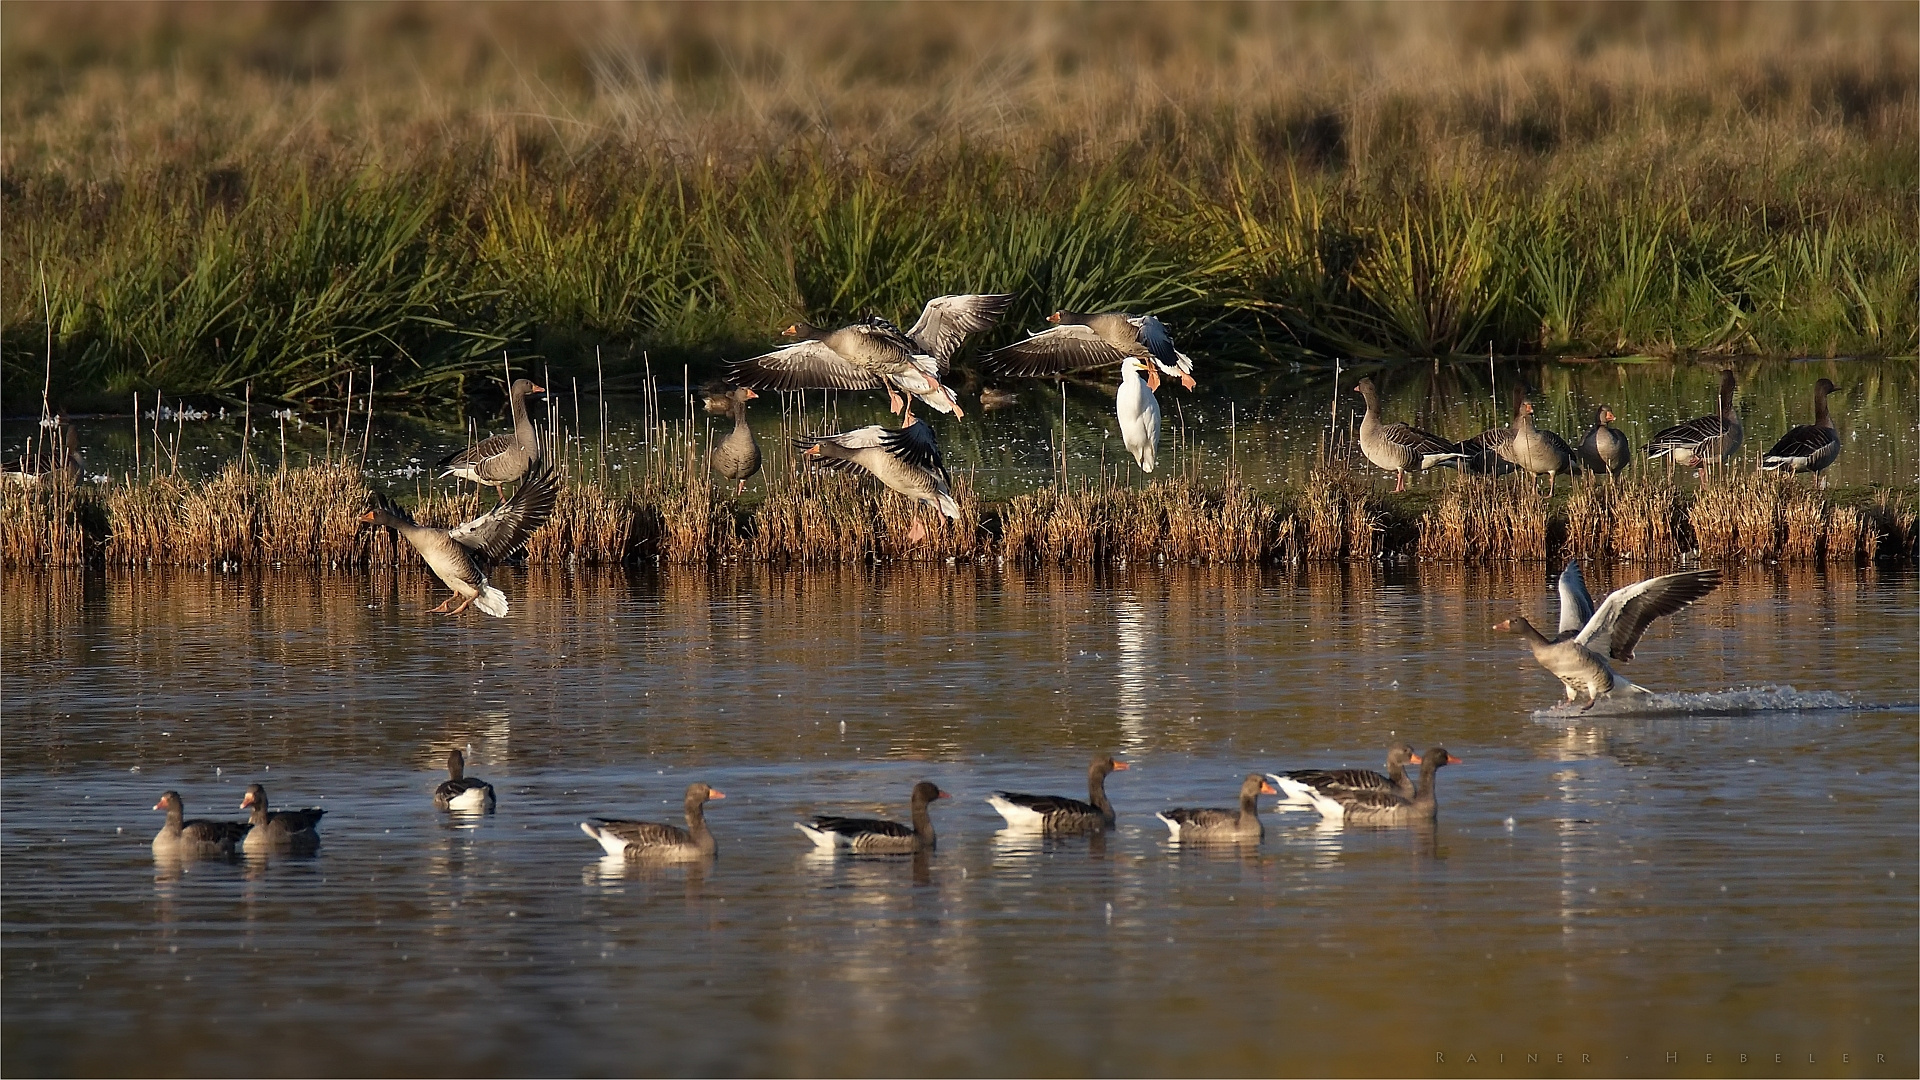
top-left (361, 464), bottom-right (559, 617)
top-left (795, 780), bottom-right (949, 853)
top-left (1762, 378), bottom-right (1842, 485)
top-left (1155, 774), bottom-right (1275, 842)
top-left (1353, 377), bottom-right (1468, 491)
top-left (705, 386), bottom-right (762, 494)
top-left (1497, 399), bottom-right (1575, 493)
top-left (581, 783), bottom-right (725, 861)
top-left (1269, 743), bottom-right (1417, 806)
top-left (2, 420), bottom-right (83, 487)
top-left (1495, 565), bottom-right (1724, 707)
top-left (437, 379), bottom-right (545, 502)
top-left (797, 420), bottom-right (959, 540)
top-left (986, 311), bottom-right (1197, 390)
top-left (1646, 369), bottom-right (1741, 468)
top-left (1117, 356), bottom-right (1162, 473)
top-left (433, 749), bottom-right (495, 812)
top-left (239, 784), bottom-right (325, 854)
top-left (1301, 748), bottom-right (1458, 825)
top-left (987, 755), bottom-right (1129, 833)
top-left (1459, 427), bottom-right (1517, 476)
top-left (901, 293), bottom-right (1017, 373)
top-left (1580, 406), bottom-right (1630, 475)
top-left (152, 791), bottom-right (250, 856)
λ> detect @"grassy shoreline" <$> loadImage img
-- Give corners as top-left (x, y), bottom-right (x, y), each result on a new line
top-left (3, 3), bottom-right (1914, 409)
top-left (4, 464), bottom-right (1912, 569)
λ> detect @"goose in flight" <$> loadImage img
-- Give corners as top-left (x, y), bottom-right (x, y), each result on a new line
top-left (362, 464), bottom-right (560, 617)
top-left (1761, 378), bottom-right (1842, 485)
top-left (796, 420), bottom-right (959, 541)
top-left (1494, 562), bottom-right (1723, 708)
top-left (987, 310), bottom-right (1197, 390)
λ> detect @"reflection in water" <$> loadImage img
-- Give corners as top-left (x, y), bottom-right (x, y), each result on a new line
top-left (1114, 595), bottom-right (1150, 754)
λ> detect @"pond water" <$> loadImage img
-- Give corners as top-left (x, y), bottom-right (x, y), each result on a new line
top-left (3, 565), bottom-right (1914, 1076)
top-left (8, 360), bottom-right (1916, 500)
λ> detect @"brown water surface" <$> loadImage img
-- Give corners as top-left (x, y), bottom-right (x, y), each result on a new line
top-left (2, 566), bottom-right (1914, 1076)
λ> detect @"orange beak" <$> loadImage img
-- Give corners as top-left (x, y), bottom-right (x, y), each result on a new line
top-left (1046, 311), bottom-right (1062, 324)
top-left (528, 383), bottom-right (545, 395)
top-left (783, 323), bottom-right (800, 336)
top-left (1444, 753), bottom-right (1463, 764)
top-left (152, 798), bottom-right (166, 810)
top-left (937, 790), bottom-right (952, 799)
top-left (741, 388), bottom-right (758, 400)
top-left (708, 789), bottom-right (727, 800)
top-left (359, 510), bottom-right (375, 522)
top-left (803, 444), bottom-right (822, 457)
top-left (1409, 754), bottom-right (1423, 765)
top-left (1602, 409), bottom-right (1615, 423)
top-left (240, 794), bottom-right (254, 809)
top-left (1492, 619), bottom-right (1512, 631)
top-left (1111, 762), bottom-right (1130, 771)
top-left (1259, 780), bottom-right (1279, 795)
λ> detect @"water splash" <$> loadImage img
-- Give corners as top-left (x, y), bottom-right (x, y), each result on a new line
top-left (1531, 684), bottom-right (1872, 720)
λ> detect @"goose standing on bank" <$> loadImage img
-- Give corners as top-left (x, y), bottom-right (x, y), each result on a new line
top-left (797, 420), bottom-right (959, 541)
top-left (987, 310), bottom-right (1197, 390)
top-left (438, 379), bottom-right (545, 503)
top-left (1647, 369), bottom-right (1742, 469)
top-left (152, 791), bottom-right (251, 857)
top-left (1494, 564), bottom-right (1724, 707)
top-left (1762, 378), bottom-right (1842, 485)
top-left (1353, 377), bottom-right (1469, 491)
top-left (581, 783), bottom-right (726, 861)
top-left (1580, 406), bottom-right (1631, 475)
top-left (239, 784), bottom-right (325, 854)
top-left (362, 464), bottom-right (559, 617)
top-left (1458, 426), bottom-right (1517, 476)
top-left (706, 386), bottom-right (762, 494)
top-left (433, 749), bottom-right (496, 812)
top-left (1156, 774), bottom-right (1276, 842)
top-left (796, 780), bottom-right (950, 854)
top-left (1498, 399), bottom-right (1576, 494)
top-left (1269, 743), bottom-right (1418, 807)
top-left (1117, 356), bottom-right (1162, 473)
top-left (987, 755), bottom-right (1129, 833)
top-left (1301, 748), bottom-right (1458, 826)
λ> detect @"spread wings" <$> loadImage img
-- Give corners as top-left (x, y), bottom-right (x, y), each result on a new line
top-left (448, 465), bottom-right (560, 562)
top-left (1574, 569), bottom-right (1723, 660)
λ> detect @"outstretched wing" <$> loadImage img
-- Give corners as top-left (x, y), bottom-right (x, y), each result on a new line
top-left (727, 341), bottom-right (884, 392)
top-left (1575, 569), bottom-right (1723, 660)
top-left (1555, 561), bottom-right (1595, 638)
top-left (880, 422), bottom-right (949, 482)
top-left (986, 324), bottom-right (1127, 378)
top-left (1132, 315), bottom-right (1184, 376)
top-left (448, 465), bottom-right (560, 562)
top-left (907, 293), bottom-right (1015, 370)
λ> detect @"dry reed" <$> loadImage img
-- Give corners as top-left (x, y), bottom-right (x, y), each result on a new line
top-left (1418, 476), bottom-right (1548, 562)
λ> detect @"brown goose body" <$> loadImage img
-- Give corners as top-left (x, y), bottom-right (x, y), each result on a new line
top-left (433, 749), bottom-right (496, 812)
top-left (987, 310), bottom-right (1196, 389)
top-left (1580, 407), bottom-right (1631, 475)
top-left (240, 784), bottom-right (325, 854)
top-left (438, 379), bottom-right (545, 494)
top-left (1270, 743), bottom-right (1418, 805)
top-left (797, 421), bottom-right (960, 531)
top-left (1156, 774), bottom-right (1276, 842)
top-left (1647, 369), bottom-right (1741, 467)
top-left (706, 387), bottom-right (763, 493)
top-left (152, 791), bottom-right (250, 856)
top-left (363, 465), bottom-right (560, 617)
top-left (987, 755), bottom-right (1129, 833)
top-left (1353, 377), bottom-right (1468, 491)
top-left (1495, 568), bottom-right (1723, 707)
top-left (1305, 748), bottom-right (1458, 825)
top-left (796, 780), bottom-right (949, 853)
top-left (581, 783), bottom-right (725, 861)
top-left (1762, 378), bottom-right (1842, 482)
top-left (1498, 400), bottom-right (1575, 492)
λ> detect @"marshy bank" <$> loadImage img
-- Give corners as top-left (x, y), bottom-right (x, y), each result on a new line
top-left (4, 461), bottom-right (1911, 570)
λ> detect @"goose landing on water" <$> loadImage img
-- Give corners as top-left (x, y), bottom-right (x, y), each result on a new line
top-left (362, 464), bottom-right (559, 618)
top-left (1495, 562), bottom-right (1723, 708)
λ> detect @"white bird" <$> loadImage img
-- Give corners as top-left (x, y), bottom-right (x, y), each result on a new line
top-left (1116, 355), bottom-right (1162, 473)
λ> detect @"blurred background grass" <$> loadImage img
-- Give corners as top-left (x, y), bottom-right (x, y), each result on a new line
top-left (2, 1), bottom-right (1913, 410)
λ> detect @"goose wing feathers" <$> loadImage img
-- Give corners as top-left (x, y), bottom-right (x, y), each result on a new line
top-left (880, 422), bottom-right (949, 480)
top-left (1379, 421), bottom-right (1461, 457)
top-left (991, 792), bottom-right (1100, 817)
top-left (1159, 806), bottom-right (1239, 829)
top-left (589, 818), bottom-right (692, 847)
top-left (805, 815), bottom-right (915, 840)
top-left (1132, 315), bottom-right (1184, 376)
top-left (437, 433), bottom-right (516, 474)
top-left (727, 341), bottom-right (886, 392)
top-left (447, 465), bottom-right (560, 562)
top-left (1764, 425), bottom-right (1838, 462)
top-left (1574, 569), bottom-right (1723, 660)
top-left (907, 293), bottom-right (1014, 368)
top-left (1556, 562), bottom-right (1596, 638)
top-left (1646, 416), bottom-right (1729, 456)
top-left (987, 324), bottom-right (1126, 378)
top-left (1276, 768), bottom-right (1393, 795)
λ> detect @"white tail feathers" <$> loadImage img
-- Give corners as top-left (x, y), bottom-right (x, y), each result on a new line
top-left (792, 821), bottom-right (841, 850)
top-left (934, 493), bottom-right (961, 520)
top-left (474, 585), bottom-right (509, 618)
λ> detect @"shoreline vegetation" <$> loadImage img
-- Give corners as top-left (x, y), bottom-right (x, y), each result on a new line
top-left (3, 3), bottom-right (1916, 409)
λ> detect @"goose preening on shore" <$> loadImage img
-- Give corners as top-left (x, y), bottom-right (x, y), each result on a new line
top-left (727, 294), bottom-right (1012, 419)
top-left (1580, 406), bottom-right (1631, 475)
top-left (152, 791), bottom-right (250, 857)
top-left (1497, 399), bottom-right (1576, 493)
top-left (1495, 562), bottom-right (1724, 708)
top-left (239, 784), bottom-right (325, 854)
top-left (581, 783), bottom-right (725, 861)
top-left (987, 755), bottom-right (1129, 833)
top-left (986, 310), bottom-right (1197, 390)
top-left (362, 464), bottom-right (559, 617)
top-left (1117, 356), bottom-right (1162, 473)
top-left (1353, 377), bottom-right (1469, 491)
top-left (1156, 774), bottom-right (1275, 842)
top-left (705, 386), bottom-right (762, 494)
top-left (797, 420), bottom-right (959, 541)
top-left (433, 749), bottom-right (495, 812)
top-left (1299, 748), bottom-right (1457, 825)
top-left (1762, 378), bottom-right (1842, 484)
top-left (1647, 369), bottom-right (1741, 468)
top-left (795, 780), bottom-right (949, 853)
top-left (1269, 743), bottom-right (1418, 807)
top-left (437, 379), bottom-right (544, 502)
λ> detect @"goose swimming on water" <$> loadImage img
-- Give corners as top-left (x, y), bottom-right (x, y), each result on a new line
top-left (796, 780), bottom-right (949, 854)
top-left (1269, 743), bottom-right (1419, 807)
top-left (987, 755), bottom-right (1129, 833)
top-left (1156, 774), bottom-right (1276, 842)
top-left (1299, 747), bottom-right (1459, 826)
top-left (581, 783), bottom-right (726, 862)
